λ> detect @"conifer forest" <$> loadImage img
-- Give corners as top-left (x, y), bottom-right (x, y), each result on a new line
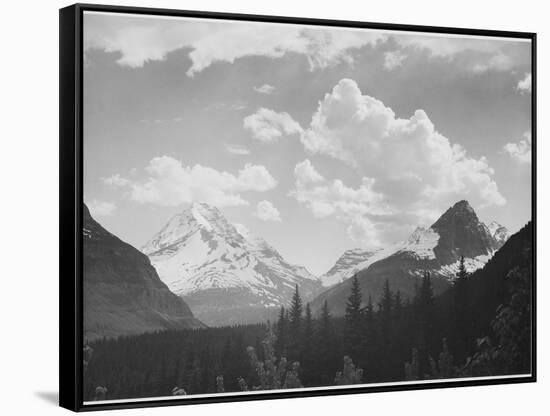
top-left (84, 223), bottom-right (532, 401)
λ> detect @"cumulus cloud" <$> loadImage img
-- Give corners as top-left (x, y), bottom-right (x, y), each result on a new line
top-left (254, 200), bottom-right (282, 222)
top-left (291, 159), bottom-right (385, 247)
top-left (88, 199), bottom-right (117, 217)
top-left (504, 132), bottom-right (531, 164)
top-left (109, 156), bottom-right (276, 207)
top-left (225, 143), bottom-right (251, 155)
top-left (244, 108), bottom-right (303, 143)
top-left (102, 173), bottom-right (130, 187)
top-left (254, 84), bottom-right (276, 94)
top-left (293, 79), bottom-right (505, 245)
top-left (383, 50), bottom-right (407, 70)
top-left (517, 73), bottom-right (532, 94)
top-left (84, 13), bottom-right (384, 75)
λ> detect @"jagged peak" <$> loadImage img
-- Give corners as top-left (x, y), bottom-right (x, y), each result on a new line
top-left (446, 200), bottom-right (476, 217)
top-left (431, 199), bottom-right (480, 230)
top-left (453, 199), bottom-right (474, 209)
top-left (189, 201), bottom-right (218, 213)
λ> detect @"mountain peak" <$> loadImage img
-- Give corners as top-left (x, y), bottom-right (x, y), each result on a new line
top-left (142, 203), bottom-right (321, 325)
top-left (189, 201), bottom-right (217, 212)
top-left (454, 199), bottom-right (473, 209)
top-left (431, 200), bottom-right (478, 230)
top-left (429, 200), bottom-right (497, 262)
top-left (448, 199), bottom-right (475, 216)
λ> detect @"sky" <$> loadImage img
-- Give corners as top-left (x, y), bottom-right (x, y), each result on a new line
top-left (83, 11), bottom-right (532, 275)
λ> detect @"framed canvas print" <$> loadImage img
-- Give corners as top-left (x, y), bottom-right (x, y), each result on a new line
top-left (59, 3), bottom-right (536, 412)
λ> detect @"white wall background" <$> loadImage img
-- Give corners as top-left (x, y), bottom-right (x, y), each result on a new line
top-left (0, 0), bottom-right (546, 414)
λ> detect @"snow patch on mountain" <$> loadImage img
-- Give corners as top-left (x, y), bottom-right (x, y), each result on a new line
top-left (399, 227), bottom-right (440, 259)
top-left (437, 253), bottom-right (494, 280)
top-left (142, 202), bottom-right (321, 308)
top-left (320, 202), bottom-right (510, 289)
top-left (321, 227), bottom-right (441, 287)
top-left (321, 249), bottom-right (381, 287)
top-left (486, 221), bottom-right (510, 247)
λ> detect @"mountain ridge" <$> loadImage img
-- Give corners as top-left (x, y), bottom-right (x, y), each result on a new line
top-left (83, 204), bottom-right (205, 341)
top-left (311, 200), bottom-right (510, 316)
top-left (320, 200), bottom-right (510, 288)
top-left (143, 202), bottom-right (323, 326)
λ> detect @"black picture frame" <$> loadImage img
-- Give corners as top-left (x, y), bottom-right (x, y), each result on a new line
top-left (59, 3), bottom-right (537, 412)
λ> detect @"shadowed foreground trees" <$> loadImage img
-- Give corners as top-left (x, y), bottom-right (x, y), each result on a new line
top-left (84, 223), bottom-right (532, 400)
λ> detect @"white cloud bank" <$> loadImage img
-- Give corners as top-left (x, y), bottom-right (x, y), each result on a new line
top-left (254, 200), bottom-right (282, 222)
top-left (291, 160), bottom-right (384, 247)
top-left (517, 73), bottom-right (532, 94)
top-left (88, 199), bottom-right (117, 217)
top-left (107, 156), bottom-right (277, 208)
top-left (504, 132), bottom-right (531, 164)
top-left (244, 108), bottom-right (303, 143)
top-left (291, 79), bottom-right (505, 246)
top-left (85, 13), bottom-right (384, 76)
top-left (85, 13), bottom-right (529, 79)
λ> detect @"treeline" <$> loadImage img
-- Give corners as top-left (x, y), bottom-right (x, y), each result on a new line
top-left (84, 223), bottom-right (532, 401)
top-left (84, 324), bottom-right (267, 400)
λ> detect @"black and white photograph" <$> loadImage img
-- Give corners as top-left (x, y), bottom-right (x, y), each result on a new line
top-left (74, 6), bottom-right (534, 407)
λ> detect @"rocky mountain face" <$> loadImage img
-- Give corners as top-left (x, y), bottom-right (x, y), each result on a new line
top-left (430, 200), bottom-right (502, 264)
top-left (142, 202), bottom-right (322, 326)
top-left (312, 200), bottom-right (510, 316)
top-left (83, 204), bottom-right (204, 341)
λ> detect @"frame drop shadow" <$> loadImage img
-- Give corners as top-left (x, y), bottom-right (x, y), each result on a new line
top-left (35, 391), bottom-right (58, 406)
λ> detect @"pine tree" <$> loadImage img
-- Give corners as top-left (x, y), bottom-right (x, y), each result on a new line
top-left (379, 279), bottom-right (393, 344)
top-left (344, 275), bottom-right (363, 361)
top-left (393, 290), bottom-right (402, 320)
top-left (415, 271), bottom-right (436, 373)
top-left (304, 303), bottom-right (313, 335)
top-left (300, 303), bottom-right (315, 384)
top-left (316, 300), bottom-right (339, 385)
top-left (320, 300), bottom-right (331, 331)
top-left (289, 285), bottom-right (303, 329)
top-left (287, 285), bottom-right (303, 361)
top-left (451, 256), bottom-right (471, 359)
top-left (274, 306), bottom-right (287, 359)
top-left (363, 295), bottom-right (376, 380)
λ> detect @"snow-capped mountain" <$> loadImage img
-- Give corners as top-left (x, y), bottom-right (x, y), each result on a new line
top-left (320, 203), bottom-right (511, 288)
top-left (312, 200), bottom-right (510, 316)
top-left (321, 249), bottom-right (381, 287)
top-left (142, 202), bottom-right (322, 326)
top-left (487, 221), bottom-right (511, 248)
